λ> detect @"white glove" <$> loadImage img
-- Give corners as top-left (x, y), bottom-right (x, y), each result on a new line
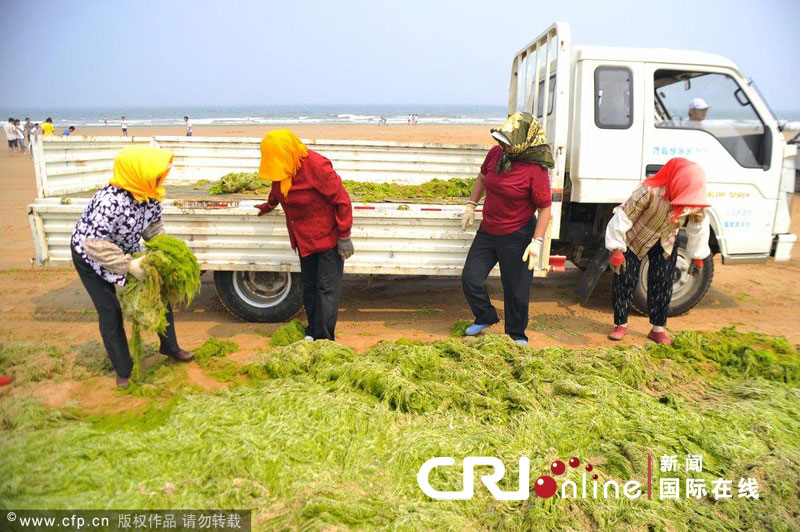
top-left (522, 238), bottom-right (543, 271)
top-left (461, 202), bottom-right (477, 232)
top-left (128, 256), bottom-right (146, 281)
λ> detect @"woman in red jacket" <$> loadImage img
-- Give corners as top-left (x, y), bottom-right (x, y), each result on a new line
top-left (255, 130), bottom-right (354, 341)
top-left (460, 112), bottom-right (553, 346)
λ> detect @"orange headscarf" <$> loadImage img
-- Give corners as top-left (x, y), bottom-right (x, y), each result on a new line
top-left (108, 145), bottom-right (173, 202)
top-left (258, 130), bottom-right (308, 197)
top-left (643, 158), bottom-right (710, 220)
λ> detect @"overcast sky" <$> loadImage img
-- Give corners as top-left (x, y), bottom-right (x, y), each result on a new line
top-left (1, 0), bottom-right (798, 111)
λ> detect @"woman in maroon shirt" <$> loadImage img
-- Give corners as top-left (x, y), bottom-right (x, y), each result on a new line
top-left (255, 130), bottom-right (354, 341)
top-left (460, 112), bottom-right (553, 345)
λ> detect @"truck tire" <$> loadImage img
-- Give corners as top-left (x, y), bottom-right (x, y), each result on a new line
top-left (214, 270), bottom-right (303, 322)
top-left (632, 248), bottom-right (713, 318)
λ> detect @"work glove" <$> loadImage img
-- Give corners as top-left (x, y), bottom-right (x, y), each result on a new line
top-left (609, 249), bottom-right (626, 275)
top-left (522, 238), bottom-right (544, 271)
top-left (688, 258), bottom-right (704, 277)
top-left (254, 202), bottom-right (275, 216)
top-left (128, 256), bottom-right (146, 281)
top-left (338, 237), bottom-right (354, 260)
top-left (461, 202), bottom-right (477, 232)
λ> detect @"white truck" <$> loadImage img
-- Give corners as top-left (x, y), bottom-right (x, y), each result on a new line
top-left (28, 22), bottom-right (796, 322)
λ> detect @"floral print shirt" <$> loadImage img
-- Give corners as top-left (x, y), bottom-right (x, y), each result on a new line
top-left (71, 185), bottom-right (162, 285)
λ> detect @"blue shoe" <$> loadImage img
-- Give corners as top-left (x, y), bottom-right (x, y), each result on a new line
top-left (514, 339), bottom-right (528, 346)
top-left (465, 323), bottom-right (491, 336)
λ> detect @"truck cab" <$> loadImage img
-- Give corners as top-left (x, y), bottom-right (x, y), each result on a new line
top-left (509, 22), bottom-right (797, 315)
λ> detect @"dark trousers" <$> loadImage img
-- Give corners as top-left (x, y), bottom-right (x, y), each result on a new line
top-left (612, 241), bottom-right (678, 327)
top-left (72, 250), bottom-right (180, 378)
top-left (461, 218), bottom-right (535, 341)
top-left (299, 247), bottom-right (344, 341)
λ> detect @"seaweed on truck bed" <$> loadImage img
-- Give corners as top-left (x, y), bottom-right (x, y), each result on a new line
top-left (207, 172), bottom-right (269, 195)
top-left (118, 235), bottom-right (201, 380)
top-left (204, 171), bottom-right (476, 202)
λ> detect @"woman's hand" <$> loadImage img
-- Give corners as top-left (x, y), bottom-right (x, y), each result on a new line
top-left (461, 201), bottom-right (477, 231)
top-left (338, 237), bottom-right (354, 260)
top-left (254, 202), bottom-right (274, 216)
top-left (128, 256), bottom-right (146, 280)
top-left (688, 258), bottom-right (704, 276)
top-left (609, 249), bottom-right (626, 274)
top-left (522, 238), bottom-right (543, 271)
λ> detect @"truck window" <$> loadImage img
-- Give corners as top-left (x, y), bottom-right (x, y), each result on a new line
top-left (594, 67), bottom-right (633, 129)
top-left (536, 75), bottom-right (556, 118)
top-left (654, 70), bottom-right (768, 168)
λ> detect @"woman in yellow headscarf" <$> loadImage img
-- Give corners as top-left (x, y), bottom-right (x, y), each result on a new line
top-left (254, 129), bottom-right (354, 341)
top-left (71, 145), bottom-right (194, 389)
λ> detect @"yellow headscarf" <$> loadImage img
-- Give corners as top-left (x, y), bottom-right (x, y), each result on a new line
top-left (258, 130), bottom-right (308, 197)
top-left (109, 145), bottom-right (173, 202)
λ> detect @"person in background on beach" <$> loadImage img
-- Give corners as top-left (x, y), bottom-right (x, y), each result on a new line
top-left (14, 119), bottom-right (26, 151)
top-left (103, 117), bottom-right (108, 126)
top-left (41, 117), bottom-right (54, 136)
top-left (70, 145), bottom-right (195, 389)
top-left (4, 118), bottom-right (19, 152)
top-left (460, 112), bottom-right (553, 346)
top-left (254, 130), bottom-right (354, 342)
top-left (62, 125), bottom-right (75, 136)
top-left (184, 116), bottom-right (192, 136)
top-left (23, 118), bottom-right (32, 145)
top-left (121, 116), bottom-right (128, 136)
top-left (605, 158), bottom-right (711, 345)
top-left (29, 123), bottom-right (40, 158)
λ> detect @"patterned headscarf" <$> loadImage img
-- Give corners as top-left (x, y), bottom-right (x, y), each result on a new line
top-left (258, 130), bottom-right (309, 197)
top-left (108, 145), bottom-right (173, 203)
top-left (490, 112), bottom-right (554, 174)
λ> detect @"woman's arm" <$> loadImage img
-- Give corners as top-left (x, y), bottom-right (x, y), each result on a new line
top-left (685, 212), bottom-right (711, 259)
top-left (468, 172), bottom-right (486, 204)
top-left (461, 172), bottom-right (485, 231)
top-left (142, 202), bottom-right (165, 241)
top-left (533, 206), bottom-right (551, 240)
top-left (605, 210), bottom-right (632, 252)
top-left (312, 157), bottom-right (353, 238)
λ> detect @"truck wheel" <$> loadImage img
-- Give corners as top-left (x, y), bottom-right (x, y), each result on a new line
top-left (632, 249), bottom-right (713, 318)
top-left (214, 271), bottom-right (303, 322)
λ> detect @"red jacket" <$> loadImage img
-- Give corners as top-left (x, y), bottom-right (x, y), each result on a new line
top-left (266, 150), bottom-right (353, 257)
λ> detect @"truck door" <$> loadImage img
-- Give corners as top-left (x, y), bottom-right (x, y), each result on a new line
top-left (568, 59), bottom-right (646, 202)
top-left (507, 22), bottom-right (571, 275)
top-left (642, 65), bottom-right (782, 258)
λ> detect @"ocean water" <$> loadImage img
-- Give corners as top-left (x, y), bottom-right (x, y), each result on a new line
top-left (0, 105), bottom-right (508, 128)
top-left (2, 104), bottom-right (797, 130)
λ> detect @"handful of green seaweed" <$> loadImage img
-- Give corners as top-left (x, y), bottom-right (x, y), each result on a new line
top-left (207, 172), bottom-right (269, 195)
top-left (118, 235), bottom-right (201, 379)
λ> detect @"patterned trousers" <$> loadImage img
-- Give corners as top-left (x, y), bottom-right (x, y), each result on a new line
top-left (612, 241), bottom-right (678, 327)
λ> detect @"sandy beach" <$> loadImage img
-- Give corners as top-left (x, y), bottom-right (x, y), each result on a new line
top-left (57, 124), bottom-right (494, 144)
top-left (1, 124), bottom-right (799, 411)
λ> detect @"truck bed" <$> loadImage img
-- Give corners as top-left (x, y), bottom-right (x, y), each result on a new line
top-left (29, 135), bottom-right (556, 277)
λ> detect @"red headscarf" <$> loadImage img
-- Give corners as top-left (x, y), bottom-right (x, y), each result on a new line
top-left (643, 158), bottom-right (710, 220)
